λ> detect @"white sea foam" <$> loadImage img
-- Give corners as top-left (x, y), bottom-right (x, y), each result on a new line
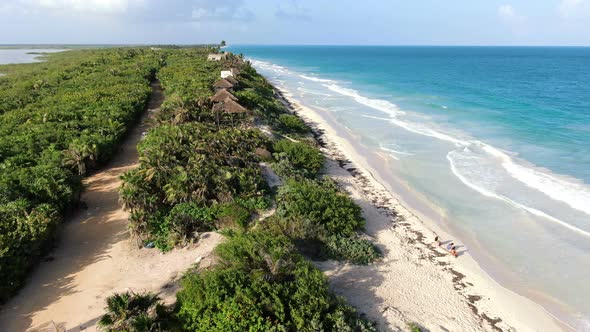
top-left (299, 74), bottom-right (335, 83)
top-left (297, 87), bottom-right (333, 97)
top-left (323, 84), bottom-right (406, 117)
top-left (360, 114), bottom-right (392, 121)
top-left (379, 144), bottom-right (414, 160)
top-left (447, 151), bottom-right (590, 238)
top-left (481, 144), bottom-right (590, 216)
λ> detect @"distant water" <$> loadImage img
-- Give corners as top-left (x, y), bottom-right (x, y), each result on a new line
top-left (0, 49), bottom-right (63, 66)
top-left (229, 45), bottom-right (590, 330)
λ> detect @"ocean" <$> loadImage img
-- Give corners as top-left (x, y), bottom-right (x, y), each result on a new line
top-left (228, 45), bottom-right (590, 330)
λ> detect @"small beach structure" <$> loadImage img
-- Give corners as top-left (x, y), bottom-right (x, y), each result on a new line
top-left (210, 89), bottom-right (238, 103)
top-left (207, 53), bottom-right (226, 61)
top-left (212, 97), bottom-right (248, 126)
top-left (213, 78), bottom-right (234, 92)
top-left (220, 68), bottom-right (241, 78)
top-left (213, 98), bottom-right (247, 114)
top-left (225, 76), bottom-right (239, 85)
top-left (230, 68), bottom-right (241, 76)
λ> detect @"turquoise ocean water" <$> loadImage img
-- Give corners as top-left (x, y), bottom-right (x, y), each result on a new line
top-left (228, 45), bottom-right (590, 330)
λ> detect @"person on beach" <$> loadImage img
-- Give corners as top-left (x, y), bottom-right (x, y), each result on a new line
top-left (450, 248), bottom-right (458, 258)
top-left (434, 236), bottom-right (441, 246)
top-left (446, 242), bottom-right (454, 251)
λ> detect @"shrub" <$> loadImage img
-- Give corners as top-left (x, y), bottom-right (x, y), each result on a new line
top-left (277, 178), bottom-right (365, 237)
top-left (98, 291), bottom-right (174, 332)
top-left (277, 114), bottom-right (310, 134)
top-left (165, 202), bottom-right (217, 239)
top-left (175, 231), bottom-right (376, 332)
top-left (407, 322), bottom-right (423, 332)
top-left (272, 139), bottom-right (323, 178)
top-left (215, 202), bottom-right (251, 230)
top-left (324, 235), bottom-right (382, 265)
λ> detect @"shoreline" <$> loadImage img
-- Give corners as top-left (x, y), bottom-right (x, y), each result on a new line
top-left (274, 87), bottom-right (570, 331)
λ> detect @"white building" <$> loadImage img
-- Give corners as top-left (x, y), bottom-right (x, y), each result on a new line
top-left (207, 53), bottom-right (226, 61)
top-left (220, 70), bottom-right (233, 79)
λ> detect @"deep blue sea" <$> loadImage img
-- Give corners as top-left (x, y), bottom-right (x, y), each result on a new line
top-left (229, 45), bottom-right (590, 330)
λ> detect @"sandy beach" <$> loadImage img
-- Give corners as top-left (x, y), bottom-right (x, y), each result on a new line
top-left (276, 88), bottom-right (570, 332)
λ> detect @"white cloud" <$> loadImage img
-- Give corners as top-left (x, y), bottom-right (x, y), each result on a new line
top-left (190, 0), bottom-right (254, 21)
top-left (276, 0), bottom-right (311, 21)
top-left (6, 0), bottom-right (253, 21)
top-left (20, 0), bottom-right (142, 14)
top-left (498, 4), bottom-right (528, 34)
top-left (559, 0), bottom-right (590, 18)
top-left (498, 4), bottom-right (517, 21)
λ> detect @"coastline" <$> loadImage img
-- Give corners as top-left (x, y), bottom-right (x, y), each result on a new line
top-left (274, 87), bottom-right (570, 331)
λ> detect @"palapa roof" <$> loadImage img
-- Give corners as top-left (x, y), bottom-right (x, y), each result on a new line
top-left (213, 78), bottom-right (234, 89)
top-left (213, 97), bottom-right (247, 114)
top-left (210, 89), bottom-right (238, 103)
top-left (225, 76), bottom-right (239, 85)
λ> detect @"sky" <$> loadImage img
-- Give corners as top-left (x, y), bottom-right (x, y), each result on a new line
top-left (1, 0), bottom-right (589, 46)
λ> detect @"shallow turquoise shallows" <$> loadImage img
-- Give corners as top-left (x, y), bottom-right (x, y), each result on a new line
top-left (229, 45), bottom-right (590, 330)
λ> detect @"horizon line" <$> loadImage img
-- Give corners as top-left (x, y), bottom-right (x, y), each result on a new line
top-left (1, 43), bottom-right (590, 48)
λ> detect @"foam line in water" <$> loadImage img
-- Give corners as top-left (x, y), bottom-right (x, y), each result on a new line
top-left (299, 74), bottom-right (335, 83)
top-left (360, 114), bottom-right (393, 121)
top-left (447, 152), bottom-right (590, 238)
top-left (380, 144), bottom-right (414, 157)
top-left (481, 144), bottom-right (590, 216)
top-left (323, 83), bottom-right (406, 117)
top-left (297, 87), bottom-right (333, 97)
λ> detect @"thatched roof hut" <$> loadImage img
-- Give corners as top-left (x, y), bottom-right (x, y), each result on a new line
top-left (213, 78), bottom-right (234, 91)
top-left (225, 76), bottom-right (239, 85)
top-left (210, 89), bottom-right (238, 103)
top-left (213, 98), bottom-right (247, 114)
top-left (230, 68), bottom-right (241, 76)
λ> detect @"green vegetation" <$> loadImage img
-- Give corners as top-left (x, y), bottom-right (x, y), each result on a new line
top-left (324, 235), bottom-right (382, 265)
top-left (5, 47), bottom-right (381, 330)
top-left (277, 113), bottom-right (309, 134)
top-left (100, 232), bottom-right (376, 332)
top-left (277, 178), bottom-right (364, 237)
top-left (0, 48), bottom-right (161, 301)
top-left (176, 232), bottom-right (376, 332)
top-left (272, 139), bottom-right (324, 178)
top-left (119, 50), bottom-right (271, 249)
top-left (407, 322), bottom-right (423, 332)
top-left (99, 291), bottom-right (175, 332)
top-left (112, 48), bottom-right (381, 330)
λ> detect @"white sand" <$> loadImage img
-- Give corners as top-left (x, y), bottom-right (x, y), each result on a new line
top-left (0, 82), bottom-right (224, 332)
top-left (277, 89), bottom-right (570, 332)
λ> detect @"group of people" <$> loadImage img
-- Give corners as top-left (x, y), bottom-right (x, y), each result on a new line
top-left (434, 236), bottom-right (459, 258)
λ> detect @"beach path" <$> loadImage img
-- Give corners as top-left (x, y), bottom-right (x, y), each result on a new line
top-left (0, 81), bottom-right (223, 332)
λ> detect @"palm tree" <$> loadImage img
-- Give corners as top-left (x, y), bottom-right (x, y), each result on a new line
top-left (63, 142), bottom-right (97, 176)
top-left (98, 291), bottom-right (169, 332)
